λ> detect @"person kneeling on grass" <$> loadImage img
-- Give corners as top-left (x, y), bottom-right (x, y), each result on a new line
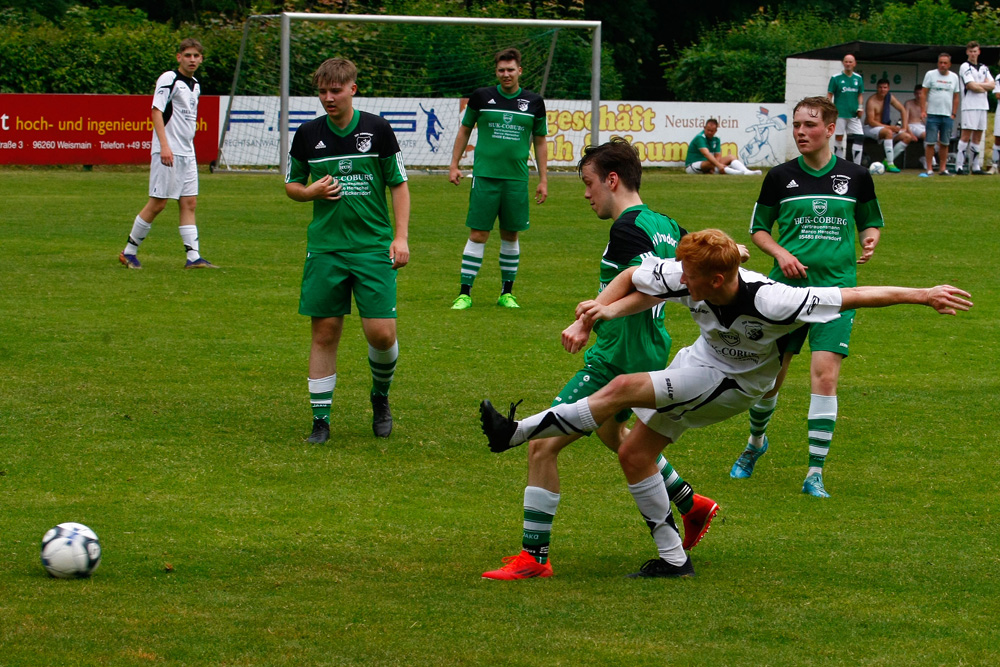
top-left (480, 229), bottom-right (971, 578)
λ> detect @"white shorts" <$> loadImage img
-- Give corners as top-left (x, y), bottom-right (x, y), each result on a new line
top-left (960, 109), bottom-right (987, 132)
top-left (835, 117), bottom-right (863, 136)
top-left (632, 346), bottom-right (760, 442)
top-left (685, 161), bottom-right (714, 174)
top-left (863, 124), bottom-right (889, 141)
top-left (908, 122), bottom-right (925, 139)
top-left (149, 154), bottom-right (199, 199)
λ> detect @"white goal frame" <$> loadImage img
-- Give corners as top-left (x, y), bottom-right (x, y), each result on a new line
top-left (220, 12), bottom-right (602, 174)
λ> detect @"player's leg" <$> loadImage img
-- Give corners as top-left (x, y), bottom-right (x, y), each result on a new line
top-left (300, 252), bottom-right (352, 443)
top-left (969, 129), bottom-right (984, 173)
top-left (355, 250), bottom-right (400, 437)
top-left (732, 331), bottom-right (802, 478)
top-left (121, 155), bottom-right (173, 267)
top-left (496, 180), bottom-right (530, 308)
top-left (956, 127), bottom-right (972, 173)
top-left (834, 118), bottom-right (847, 158)
top-left (800, 314), bottom-right (850, 497)
top-left (878, 128), bottom-right (901, 172)
top-left (307, 316), bottom-right (344, 443)
top-left (453, 176), bottom-right (499, 309)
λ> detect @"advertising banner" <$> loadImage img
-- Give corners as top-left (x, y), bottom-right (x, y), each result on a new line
top-left (0, 94), bottom-right (220, 165)
top-left (219, 96), bottom-right (788, 169)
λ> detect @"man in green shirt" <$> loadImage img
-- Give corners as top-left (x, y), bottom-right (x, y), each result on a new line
top-left (827, 54), bottom-right (865, 165)
top-left (685, 119), bottom-right (760, 175)
top-left (449, 48), bottom-right (548, 310)
top-left (730, 96), bottom-right (883, 498)
top-left (285, 58), bottom-right (411, 442)
top-left (481, 139), bottom-right (719, 580)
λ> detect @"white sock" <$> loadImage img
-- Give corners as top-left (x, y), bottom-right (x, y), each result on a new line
top-left (731, 159), bottom-right (752, 174)
top-left (883, 139), bottom-right (894, 162)
top-left (124, 215), bottom-right (151, 255)
top-left (628, 473), bottom-right (686, 565)
top-left (956, 140), bottom-right (969, 169)
top-left (834, 144), bottom-right (845, 158)
top-left (514, 397), bottom-right (597, 446)
top-left (179, 225), bottom-right (200, 261)
top-left (892, 141), bottom-right (907, 159)
top-left (993, 143), bottom-right (1000, 167)
top-left (723, 166), bottom-right (740, 175)
top-left (970, 144), bottom-right (981, 171)
top-left (850, 141), bottom-right (863, 165)
top-left (524, 486), bottom-right (560, 516)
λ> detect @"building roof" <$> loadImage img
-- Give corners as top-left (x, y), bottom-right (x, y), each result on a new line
top-left (788, 40), bottom-right (1000, 66)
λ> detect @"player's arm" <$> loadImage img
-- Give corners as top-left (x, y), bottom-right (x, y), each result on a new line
top-left (857, 227), bottom-right (881, 265)
top-left (856, 90), bottom-right (864, 118)
top-left (449, 124), bottom-right (473, 185)
top-left (895, 97), bottom-right (909, 132)
top-left (751, 229), bottom-right (807, 279)
top-left (389, 182), bottom-right (410, 270)
top-left (151, 108), bottom-right (172, 166)
top-left (864, 95), bottom-right (880, 127)
top-left (840, 285), bottom-right (972, 315)
top-left (532, 133), bottom-right (548, 203)
top-left (920, 87), bottom-right (928, 120)
top-left (951, 90), bottom-right (959, 118)
top-left (285, 174), bottom-right (342, 202)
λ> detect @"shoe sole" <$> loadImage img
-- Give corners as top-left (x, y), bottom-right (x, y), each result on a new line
top-left (683, 502), bottom-right (719, 550)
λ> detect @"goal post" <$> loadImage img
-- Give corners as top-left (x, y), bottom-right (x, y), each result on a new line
top-left (217, 12), bottom-right (602, 173)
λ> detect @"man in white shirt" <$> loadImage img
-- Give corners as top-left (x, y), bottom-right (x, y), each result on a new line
top-left (955, 41), bottom-right (995, 175)
top-left (919, 53), bottom-right (961, 177)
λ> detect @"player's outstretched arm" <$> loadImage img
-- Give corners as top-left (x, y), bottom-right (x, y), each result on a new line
top-left (840, 285), bottom-right (973, 315)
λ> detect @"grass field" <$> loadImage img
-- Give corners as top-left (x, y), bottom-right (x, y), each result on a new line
top-left (1, 168), bottom-right (997, 665)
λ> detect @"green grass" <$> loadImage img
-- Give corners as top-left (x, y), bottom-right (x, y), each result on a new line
top-left (1, 168), bottom-right (997, 666)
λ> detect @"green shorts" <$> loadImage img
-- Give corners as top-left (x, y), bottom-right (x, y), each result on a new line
top-left (783, 309), bottom-right (855, 357)
top-left (552, 363), bottom-right (632, 427)
top-left (465, 175), bottom-right (530, 232)
top-left (299, 250), bottom-right (397, 319)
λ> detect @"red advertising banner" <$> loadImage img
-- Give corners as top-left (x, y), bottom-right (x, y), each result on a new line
top-left (0, 94), bottom-right (219, 165)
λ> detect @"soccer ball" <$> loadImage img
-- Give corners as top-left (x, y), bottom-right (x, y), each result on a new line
top-left (41, 523), bottom-right (102, 579)
top-left (869, 161), bottom-right (886, 175)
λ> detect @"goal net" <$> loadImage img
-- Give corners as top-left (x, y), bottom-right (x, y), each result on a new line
top-left (217, 12), bottom-right (602, 173)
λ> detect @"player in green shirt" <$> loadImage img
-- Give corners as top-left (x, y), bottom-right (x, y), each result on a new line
top-left (285, 58), bottom-right (410, 443)
top-left (729, 96), bottom-right (883, 498)
top-left (481, 139), bottom-right (719, 580)
top-left (827, 54), bottom-right (865, 164)
top-left (449, 48), bottom-right (548, 310)
top-left (684, 119), bottom-right (760, 175)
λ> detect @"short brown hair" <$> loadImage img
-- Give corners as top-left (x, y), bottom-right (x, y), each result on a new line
top-left (794, 96), bottom-right (838, 126)
top-left (578, 137), bottom-right (642, 192)
top-left (967, 41), bottom-right (980, 50)
top-left (705, 118), bottom-right (719, 128)
top-left (178, 38), bottom-right (203, 54)
top-left (675, 229), bottom-right (741, 280)
top-left (495, 48), bottom-right (522, 67)
top-left (312, 58), bottom-right (358, 87)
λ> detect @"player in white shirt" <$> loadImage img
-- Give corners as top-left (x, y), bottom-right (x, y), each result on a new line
top-left (119, 38), bottom-right (216, 269)
top-left (956, 41), bottom-right (995, 174)
top-left (480, 229), bottom-right (972, 578)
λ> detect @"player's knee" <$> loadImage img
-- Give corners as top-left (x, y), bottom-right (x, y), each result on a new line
top-left (528, 437), bottom-right (560, 465)
top-left (617, 441), bottom-right (644, 477)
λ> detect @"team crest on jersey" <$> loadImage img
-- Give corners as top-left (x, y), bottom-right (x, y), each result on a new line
top-left (338, 159), bottom-right (352, 174)
top-left (720, 331), bottom-right (741, 346)
top-left (517, 99), bottom-right (529, 112)
top-left (503, 113), bottom-right (513, 124)
top-left (831, 175), bottom-right (850, 195)
top-left (744, 321), bottom-right (763, 341)
top-left (356, 133), bottom-right (373, 152)
top-left (812, 199), bottom-right (828, 216)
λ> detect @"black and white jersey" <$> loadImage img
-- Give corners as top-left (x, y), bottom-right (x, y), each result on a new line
top-left (151, 70), bottom-right (200, 156)
top-left (632, 257), bottom-right (843, 394)
top-left (959, 60), bottom-right (994, 111)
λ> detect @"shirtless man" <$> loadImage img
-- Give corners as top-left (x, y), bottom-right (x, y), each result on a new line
top-left (863, 78), bottom-right (913, 172)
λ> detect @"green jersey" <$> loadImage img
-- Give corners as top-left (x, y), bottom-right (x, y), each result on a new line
top-left (750, 156), bottom-right (883, 288)
top-left (462, 85), bottom-right (546, 181)
top-left (685, 130), bottom-right (720, 166)
top-left (587, 205), bottom-right (686, 374)
top-left (828, 72), bottom-right (864, 119)
top-left (287, 110), bottom-right (407, 253)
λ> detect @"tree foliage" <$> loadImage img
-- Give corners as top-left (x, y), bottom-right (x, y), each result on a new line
top-left (664, 0), bottom-right (1000, 102)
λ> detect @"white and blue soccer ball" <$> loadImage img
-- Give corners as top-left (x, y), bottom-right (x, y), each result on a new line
top-left (41, 522), bottom-right (102, 579)
top-left (869, 161), bottom-right (886, 175)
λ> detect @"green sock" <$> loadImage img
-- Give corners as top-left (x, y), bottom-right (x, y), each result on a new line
top-left (368, 342), bottom-right (398, 397)
top-left (807, 394), bottom-right (837, 472)
top-left (499, 239), bottom-right (519, 284)
top-left (748, 394), bottom-right (778, 448)
top-left (460, 240), bottom-right (484, 289)
top-left (657, 455), bottom-right (693, 514)
top-left (308, 374), bottom-right (335, 423)
top-left (523, 486), bottom-right (559, 564)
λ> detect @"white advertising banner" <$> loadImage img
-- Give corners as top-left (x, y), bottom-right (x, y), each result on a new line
top-left (219, 97), bottom-right (789, 169)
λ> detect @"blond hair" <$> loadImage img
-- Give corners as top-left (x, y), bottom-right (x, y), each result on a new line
top-left (675, 229), bottom-right (741, 280)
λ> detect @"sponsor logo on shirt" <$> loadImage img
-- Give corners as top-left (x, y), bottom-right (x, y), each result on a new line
top-left (315, 140), bottom-right (326, 149)
top-left (338, 159), bottom-right (352, 174)
top-left (487, 98), bottom-right (496, 104)
top-left (720, 331), bottom-right (741, 346)
top-left (786, 179), bottom-right (799, 188)
top-left (812, 200), bottom-right (828, 216)
top-left (503, 113), bottom-right (513, 124)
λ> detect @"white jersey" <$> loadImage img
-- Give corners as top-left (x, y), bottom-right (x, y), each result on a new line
top-left (151, 70), bottom-right (200, 156)
top-left (632, 257), bottom-right (843, 395)
top-left (959, 61), bottom-right (994, 111)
